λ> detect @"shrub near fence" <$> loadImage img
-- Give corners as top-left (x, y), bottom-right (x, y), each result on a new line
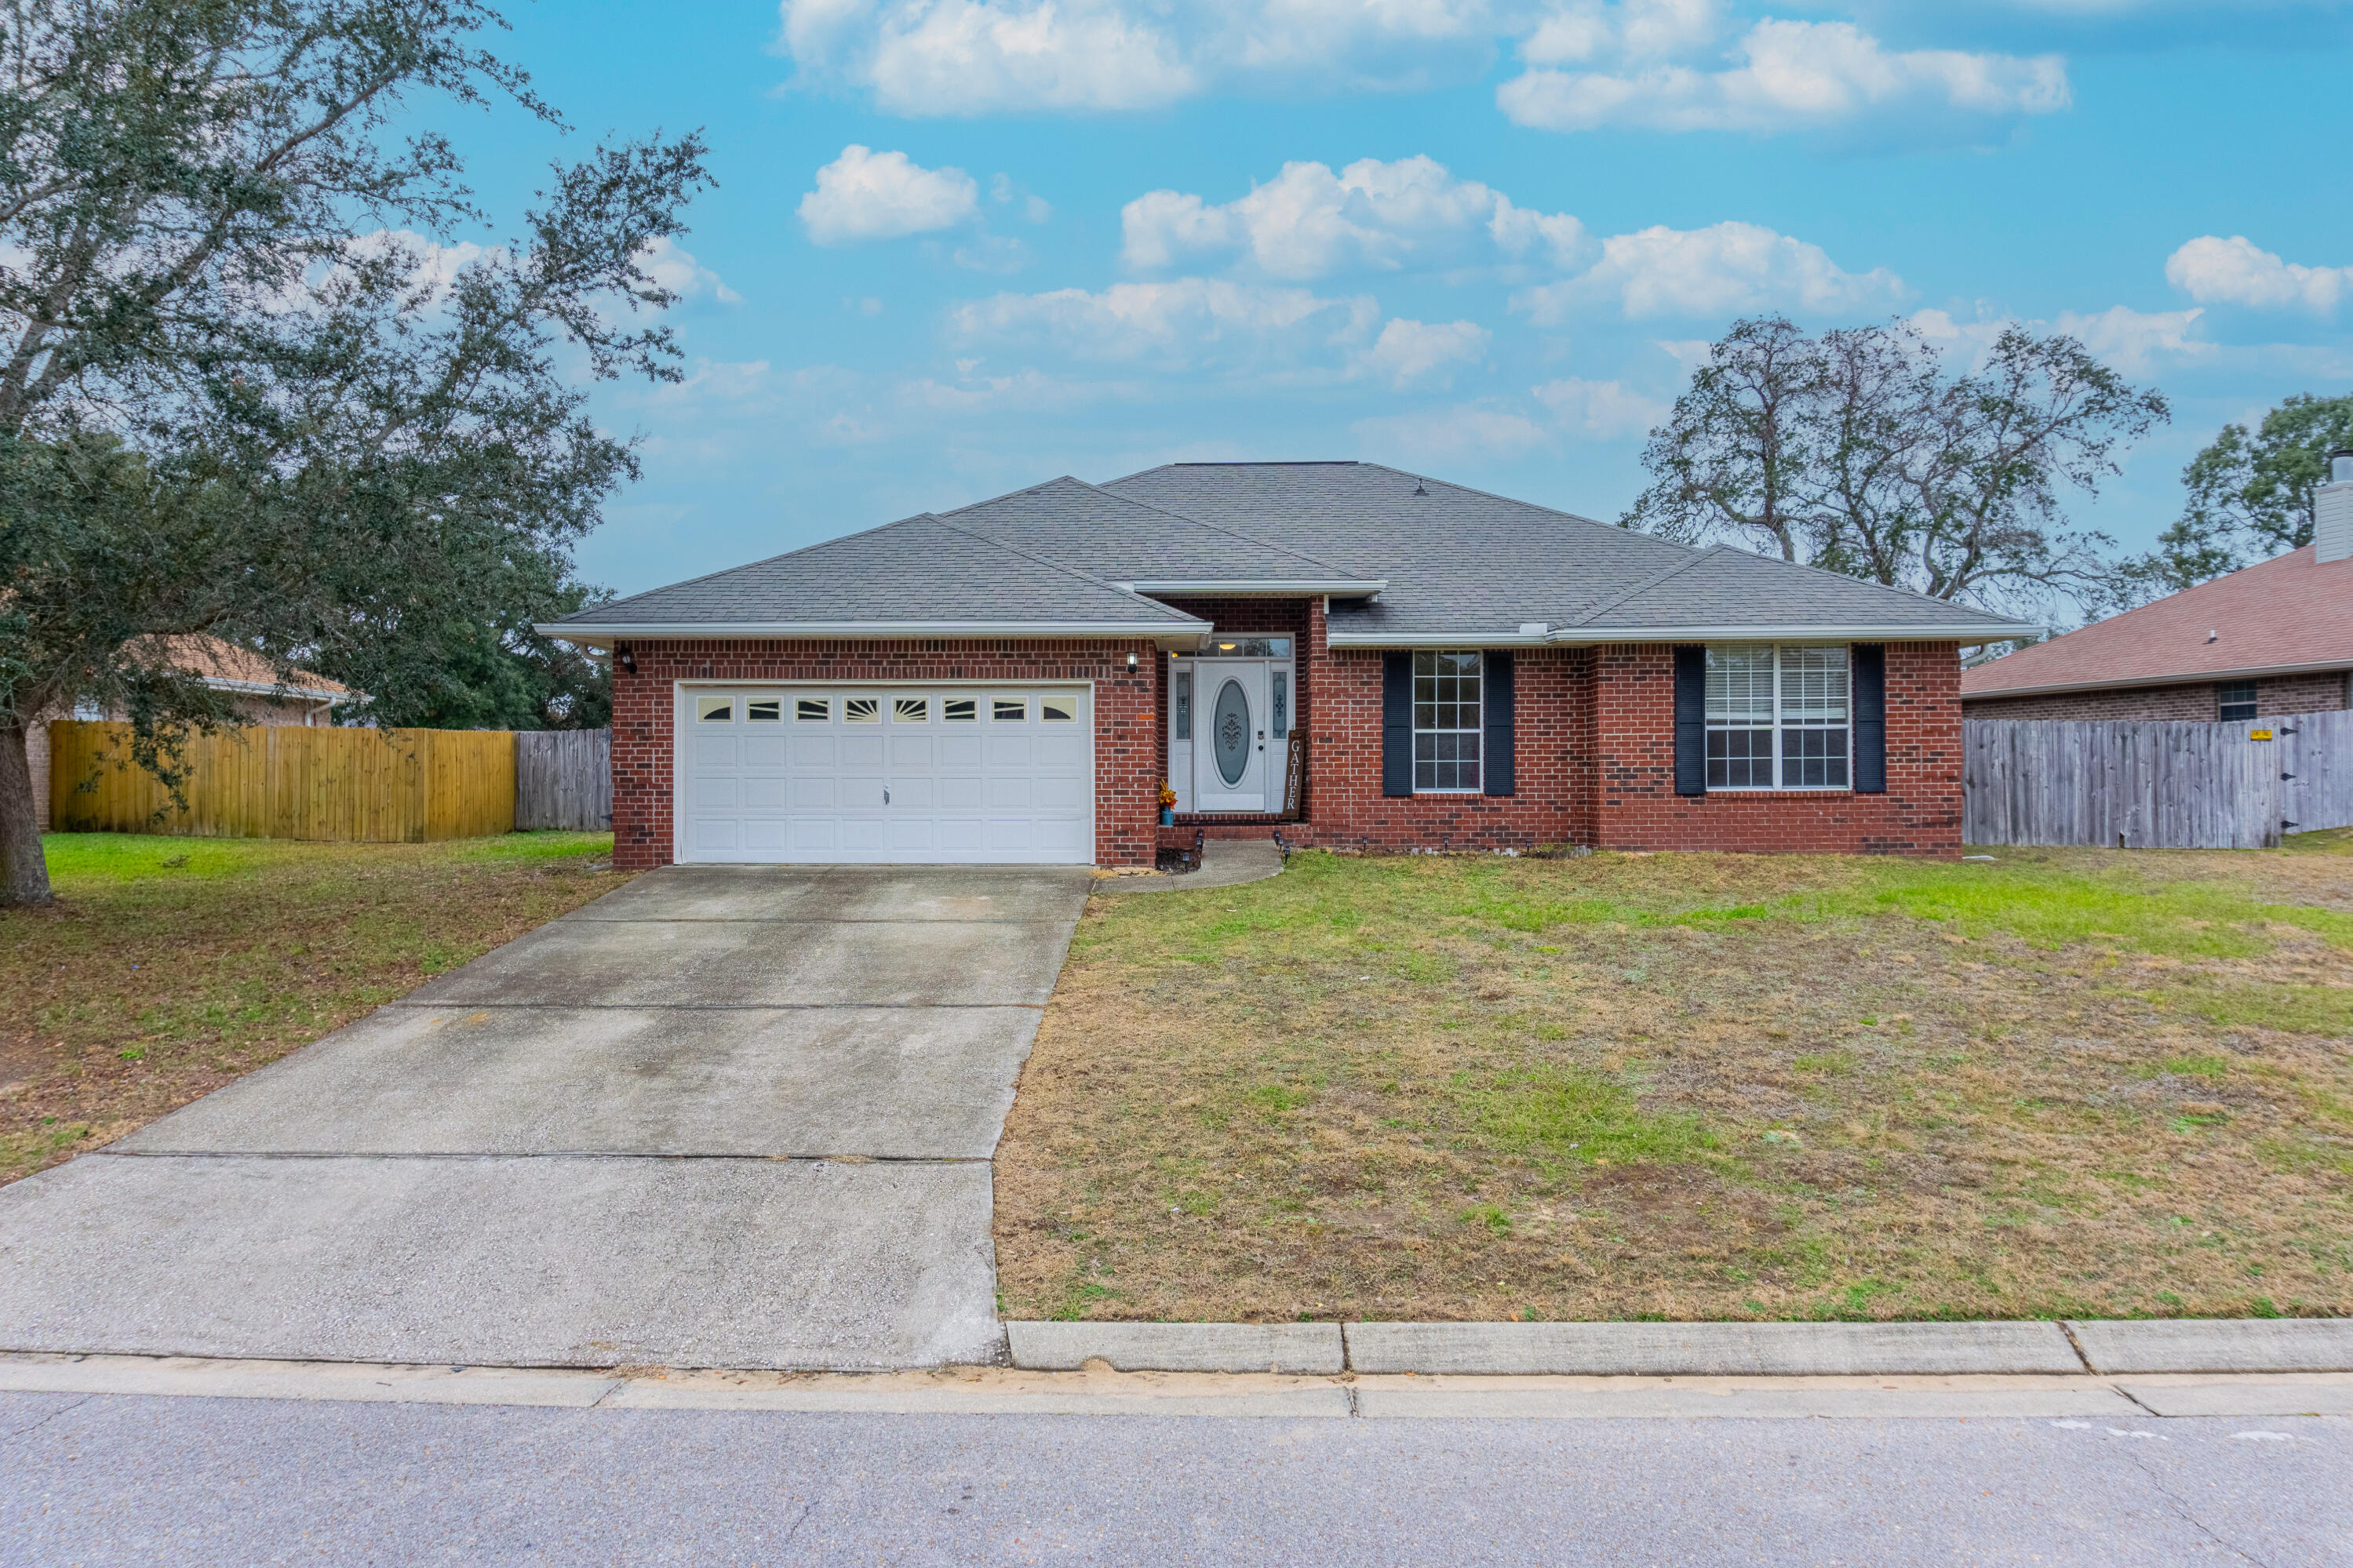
top-left (47, 721), bottom-right (515, 842)
top-left (1962, 708), bottom-right (2353, 850)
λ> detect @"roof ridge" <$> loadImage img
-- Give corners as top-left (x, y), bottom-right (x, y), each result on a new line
top-left (1350, 462), bottom-right (1622, 533)
top-left (1056, 475), bottom-right (1367, 578)
top-left (923, 510), bottom-right (1197, 621)
top-left (1568, 543), bottom-right (1725, 627)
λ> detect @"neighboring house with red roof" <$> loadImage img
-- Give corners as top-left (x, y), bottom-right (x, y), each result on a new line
top-left (31, 636), bottom-right (353, 831)
top-left (1963, 453), bottom-right (2353, 724)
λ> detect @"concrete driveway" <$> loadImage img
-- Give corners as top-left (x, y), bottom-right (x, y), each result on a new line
top-left (0, 864), bottom-right (1094, 1370)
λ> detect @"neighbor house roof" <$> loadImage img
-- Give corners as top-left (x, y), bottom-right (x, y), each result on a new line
top-left (542, 461), bottom-right (2035, 648)
top-left (137, 635), bottom-right (349, 700)
top-left (1961, 544), bottom-right (2353, 700)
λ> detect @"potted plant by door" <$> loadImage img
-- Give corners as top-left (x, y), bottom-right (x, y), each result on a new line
top-left (1159, 781), bottom-right (1177, 826)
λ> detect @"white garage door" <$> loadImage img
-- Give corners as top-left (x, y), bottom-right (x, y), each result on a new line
top-left (679, 686), bottom-right (1095, 864)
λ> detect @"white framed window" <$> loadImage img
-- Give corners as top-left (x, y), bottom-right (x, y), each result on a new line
top-left (1040, 696), bottom-right (1078, 722)
top-left (993, 697), bottom-right (1026, 722)
top-left (745, 698), bottom-right (781, 722)
top-left (944, 697), bottom-right (977, 722)
top-left (1414, 650), bottom-right (1481, 792)
top-left (1706, 644), bottom-right (1850, 790)
top-left (843, 697), bottom-right (880, 723)
top-left (695, 697), bottom-right (734, 723)
top-left (796, 697), bottom-right (829, 722)
top-left (894, 697), bottom-right (928, 722)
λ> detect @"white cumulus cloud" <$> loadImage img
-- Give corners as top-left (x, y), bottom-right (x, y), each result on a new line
top-left (2053, 304), bottom-right (2208, 369)
top-left (1122, 155), bottom-right (1589, 279)
top-left (1532, 376), bottom-right (1670, 437)
top-left (1499, 14), bottom-right (2070, 134)
top-left (2165, 235), bottom-right (2353, 314)
top-left (945, 277), bottom-right (1381, 373)
top-left (1360, 318), bottom-right (1492, 387)
top-left (799, 145), bottom-right (981, 244)
top-left (1516, 220), bottom-right (1907, 321)
top-left (1354, 403), bottom-right (1553, 461)
top-left (777, 0), bottom-right (2071, 139)
top-left (636, 237), bottom-right (742, 305)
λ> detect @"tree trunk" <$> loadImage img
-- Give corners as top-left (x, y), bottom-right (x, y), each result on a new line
top-left (0, 719), bottom-right (53, 906)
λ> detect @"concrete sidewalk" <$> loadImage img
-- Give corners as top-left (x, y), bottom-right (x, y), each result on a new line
top-left (0, 865), bottom-right (1095, 1370)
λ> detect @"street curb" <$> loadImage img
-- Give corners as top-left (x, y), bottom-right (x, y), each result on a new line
top-left (1006, 1322), bottom-right (1344, 1374)
top-left (2065, 1318), bottom-right (2353, 1374)
top-left (1002, 1319), bottom-right (2353, 1377)
top-left (1342, 1321), bottom-right (2084, 1377)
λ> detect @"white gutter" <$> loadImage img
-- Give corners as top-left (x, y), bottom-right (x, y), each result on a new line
top-left (1964, 656), bottom-right (2353, 701)
top-left (1328, 622), bottom-right (2042, 649)
top-left (1111, 579), bottom-right (1387, 596)
top-left (534, 619), bottom-right (1213, 650)
top-left (199, 677), bottom-right (344, 704)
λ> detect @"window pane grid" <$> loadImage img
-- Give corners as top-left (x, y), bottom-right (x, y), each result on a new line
top-left (1705, 646), bottom-right (1850, 790)
top-left (1412, 651), bottom-right (1481, 792)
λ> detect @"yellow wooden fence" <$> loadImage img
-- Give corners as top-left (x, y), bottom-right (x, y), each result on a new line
top-left (47, 721), bottom-right (515, 842)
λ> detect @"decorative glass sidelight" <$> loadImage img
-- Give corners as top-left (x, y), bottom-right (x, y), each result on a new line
top-left (1212, 678), bottom-right (1251, 787)
top-left (1271, 670), bottom-right (1289, 739)
top-left (1174, 668), bottom-right (1192, 740)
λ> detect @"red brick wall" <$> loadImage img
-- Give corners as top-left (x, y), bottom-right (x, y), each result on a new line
top-left (606, 634), bottom-right (1968, 865)
top-left (1593, 642), bottom-right (1962, 856)
top-left (1286, 646), bottom-right (1589, 853)
top-left (1965, 671), bottom-right (2351, 722)
top-left (606, 638), bottom-right (1162, 870)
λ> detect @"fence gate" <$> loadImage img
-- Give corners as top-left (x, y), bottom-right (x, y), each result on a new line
top-left (514, 729), bottom-right (614, 831)
top-left (1963, 711), bottom-right (2353, 849)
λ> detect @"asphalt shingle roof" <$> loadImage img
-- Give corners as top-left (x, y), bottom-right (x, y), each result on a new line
top-left (548, 460), bottom-right (2037, 642)
top-left (1105, 463), bottom-right (2031, 641)
top-left (942, 476), bottom-right (1360, 584)
top-left (552, 511), bottom-right (1200, 629)
top-left (1961, 544), bottom-right (2353, 697)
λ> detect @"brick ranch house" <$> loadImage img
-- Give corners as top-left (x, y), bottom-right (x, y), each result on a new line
top-left (541, 463), bottom-right (2033, 870)
top-left (1964, 450), bottom-right (2353, 724)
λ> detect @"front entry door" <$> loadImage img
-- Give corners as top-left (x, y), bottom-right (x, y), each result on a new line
top-left (1194, 661), bottom-right (1269, 811)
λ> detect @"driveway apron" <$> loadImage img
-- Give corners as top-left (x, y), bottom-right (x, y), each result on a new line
top-left (0, 865), bottom-right (1094, 1370)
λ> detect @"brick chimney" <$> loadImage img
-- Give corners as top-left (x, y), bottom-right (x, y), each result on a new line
top-left (2319, 448), bottom-right (2353, 564)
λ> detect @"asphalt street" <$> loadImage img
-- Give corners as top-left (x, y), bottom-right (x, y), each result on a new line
top-left (2, 1392), bottom-right (2345, 1566)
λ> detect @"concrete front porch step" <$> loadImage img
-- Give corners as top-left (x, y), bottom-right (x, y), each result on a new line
top-left (1005, 1322), bottom-right (1344, 1374)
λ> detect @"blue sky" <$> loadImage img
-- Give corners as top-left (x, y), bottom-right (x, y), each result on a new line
top-left (431, 0), bottom-right (2353, 604)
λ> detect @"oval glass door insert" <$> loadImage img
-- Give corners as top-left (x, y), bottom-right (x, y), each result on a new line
top-left (1212, 678), bottom-right (1251, 787)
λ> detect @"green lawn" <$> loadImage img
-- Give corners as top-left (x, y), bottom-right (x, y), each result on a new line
top-left (996, 839), bottom-right (2353, 1325)
top-left (0, 832), bottom-right (630, 1184)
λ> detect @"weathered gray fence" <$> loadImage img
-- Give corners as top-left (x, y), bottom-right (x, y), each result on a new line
top-left (1962, 709), bottom-right (2353, 849)
top-left (514, 728), bottom-right (611, 831)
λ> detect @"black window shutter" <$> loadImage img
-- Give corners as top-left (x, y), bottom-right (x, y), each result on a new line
top-left (1382, 652), bottom-right (1413, 797)
top-left (1482, 651), bottom-right (1514, 796)
top-left (1673, 646), bottom-right (1707, 798)
top-left (1852, 643), bottom-right (1887, 795)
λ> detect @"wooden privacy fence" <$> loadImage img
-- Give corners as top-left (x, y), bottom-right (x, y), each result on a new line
top-left (1962, 708), bottom-right (2353, 849)
top-left (515, 728), bottom-right (612, 831)
top-left (48, 721), bottom-right (515, 842)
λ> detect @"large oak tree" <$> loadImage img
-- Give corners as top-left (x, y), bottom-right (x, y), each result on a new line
top-left (0, 0), bottom-right (709, 904)
top-left (1625, 315), bottom-right (2169, 617)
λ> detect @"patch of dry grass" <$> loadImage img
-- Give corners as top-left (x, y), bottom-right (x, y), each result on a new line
top-left (995, 846), bottom-right (2353, 1324)
top-left (0, 831), bottom-right (631, 1184)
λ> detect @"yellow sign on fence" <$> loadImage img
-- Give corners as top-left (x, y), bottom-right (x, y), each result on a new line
top-left (48, 721), bottom-right (515, 842)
